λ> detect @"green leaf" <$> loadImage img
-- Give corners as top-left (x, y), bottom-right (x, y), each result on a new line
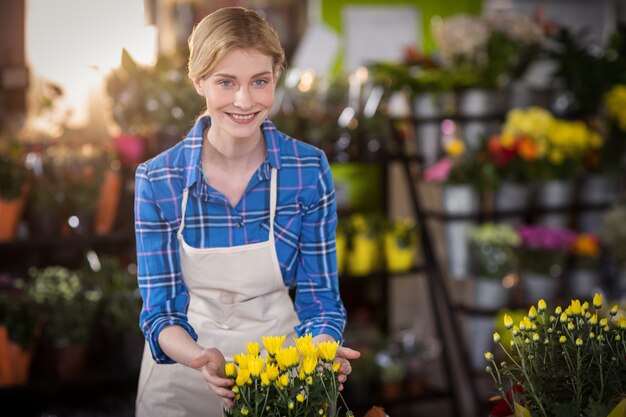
top-left (607, 399), bottom-right (626, 417)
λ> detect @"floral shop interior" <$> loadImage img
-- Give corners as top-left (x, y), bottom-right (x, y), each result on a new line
top-left (1, 0), bottom-right (626, 416)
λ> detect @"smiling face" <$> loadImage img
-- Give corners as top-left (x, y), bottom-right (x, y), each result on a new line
top-left (194, 48), bottom-right (277, 143)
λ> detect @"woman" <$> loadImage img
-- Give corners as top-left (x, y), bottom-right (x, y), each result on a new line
top-left (134, 7), bottom-right (359, 416)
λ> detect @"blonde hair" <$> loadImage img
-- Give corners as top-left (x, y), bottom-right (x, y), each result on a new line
top-left (187, 7), bottom-right (285, 81)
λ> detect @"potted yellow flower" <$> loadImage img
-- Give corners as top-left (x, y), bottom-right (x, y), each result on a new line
top-left (224, 334), bottom-right (353, 417)
top-left (383, 219), bottom-right (419, 274)
top-left (485, 294), bottom-right (626, 417)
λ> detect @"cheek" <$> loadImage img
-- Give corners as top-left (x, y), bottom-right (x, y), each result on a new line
top-left (256, 89), bottom-right (275, 107)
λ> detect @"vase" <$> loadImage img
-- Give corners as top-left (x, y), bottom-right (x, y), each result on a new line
top-left (412, 91), bottom-right (451, 119)
top-left (522, 272), bottom-right (560, 304)
top-left (0, 193), bottom-right (27, 242)
top-left (442, 184), bottom-right (479, 280)
top-left (493, 181), bottom-right (531, 225)
top-left (414, 122), bottom-right (441, 168)
top-left (467, 315), bottom-right (496, 372)
top-left (456, 88), bottom-right (502, 118)
top-left (568, 268), bottom-right (600, 300)
top-left (473, 278), bottom-right (511, 310)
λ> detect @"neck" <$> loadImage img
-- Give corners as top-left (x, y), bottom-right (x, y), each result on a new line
top-left (203, 128), bottom-right (265, 169)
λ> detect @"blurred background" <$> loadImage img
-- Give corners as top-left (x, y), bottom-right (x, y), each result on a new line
top-left (1, 0), bottom-right (626, 416)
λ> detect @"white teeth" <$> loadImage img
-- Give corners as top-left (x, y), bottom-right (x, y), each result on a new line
top-left (230, 113), bottom-right (255, 120)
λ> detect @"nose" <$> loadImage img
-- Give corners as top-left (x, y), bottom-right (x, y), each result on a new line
top-left (233, 86), bottom-right (253, 110)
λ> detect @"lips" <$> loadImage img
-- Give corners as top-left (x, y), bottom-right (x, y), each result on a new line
top-left (226, 112), bottom-right (260, 122)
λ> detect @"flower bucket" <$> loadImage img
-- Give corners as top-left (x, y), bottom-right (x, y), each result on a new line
top-left (442, 184), bottom-right (480, 215)
top-left (347, 234), bottom-right (380, 277)
top-left (456, 88), bottom-right (502, 118)
top-left (473, 278), bottom-right (511, 310)
top-left (0, 326), bottom-right (33, 387)
top-left (445, 220), bottom-right (476, 280)
top-left (412, 92), bottom-right (451, 119)
top-left (0, 193), bottom-right (27, 242)
top-left (467, 315), bottom-right (496, 372)
top-left (578, 174), bottom-right (617, 205)
top-left (535, 179), bottom-right (575, 209)
top-left (336, 231), bottom-right (347, 277)
top-left (383, 233), bottom-right (416, 273)
top-left (493, 181), bottom-right (531, 225)
top-left (522, 272), bottom-right (560, 304)
top-left (94, 169), bottom-right (122, 235)
top-left (568, 268), bottom-right (600, 299)
top-left (414, 122), bottom-right (441, 168)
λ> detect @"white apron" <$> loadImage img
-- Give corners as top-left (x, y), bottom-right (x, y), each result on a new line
top-left (136, 168), bottom-right (300, 417)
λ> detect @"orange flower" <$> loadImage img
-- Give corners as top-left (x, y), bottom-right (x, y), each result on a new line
top-left (517, 137), bottom-right (539, 161)
top-left (571, 234), bottom-right (599, 257)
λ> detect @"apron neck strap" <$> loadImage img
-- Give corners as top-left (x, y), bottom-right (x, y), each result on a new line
top-left (268, 167), bottom-right (277, 235)
top-left (177, 188), bottom-right (190, 239)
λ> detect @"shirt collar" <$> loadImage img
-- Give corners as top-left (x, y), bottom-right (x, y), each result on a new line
top-left (182, 115), bottom-right (283, 191)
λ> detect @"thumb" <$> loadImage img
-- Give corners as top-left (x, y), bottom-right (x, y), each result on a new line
top-left (337, 346), bottom-right (361, 360)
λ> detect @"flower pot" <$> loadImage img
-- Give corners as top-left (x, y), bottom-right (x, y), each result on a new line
top-left (493, 181), bottom-right (531, 225)
top-left (347, 234), bottom-right (380, 277)
top-left (456, 88), bottom-right (502, 118)
top-left (414, 122), bottom-right (441, 168)
top-left (442, 184), bottom-right (480, 216)
top-left (0, 193), bottom-right (27, 242)
top-left (94, 169), bottom-right (122, 235)
top-left (412, 92), bottom-right (451, 119)
top-left (40, 342), bottom-right (89, 381)
top-left (522, 272), bottom-right (560, 304)
top-left (578, 174), bottom-right (617, 205)
top-left (0, 326), bottom-right (33, 387)
top-left (467, 315), bottom-right (496, 372)
top-left (384, 234), bottom-right (416, 273)
top-left (336, 232), bottom-right (347, 277)
top-left (445, 220), bottom-right (476, 280)
top-left (473, 278), bottom-right (511, 310)
top-left (568, 268), bottom-right (600, 300)
top-left (536, 180), bottom-right (575, 209)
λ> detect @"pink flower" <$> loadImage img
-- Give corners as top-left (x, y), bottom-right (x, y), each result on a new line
top-left (423, 157), bottom-right (453, 182)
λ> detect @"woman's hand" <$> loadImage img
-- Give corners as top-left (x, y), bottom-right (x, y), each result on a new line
top-left (335, 345), bottom-right (361, 391)
top-left (312, 334), bottom-right (361, 391)
top-left (190, 348), bottom-right (235, 409)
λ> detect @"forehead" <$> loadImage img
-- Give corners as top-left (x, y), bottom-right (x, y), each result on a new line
top-left (210, 48), bottom-right (274, 77)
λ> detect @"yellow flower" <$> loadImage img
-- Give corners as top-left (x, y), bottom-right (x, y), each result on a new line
top-left (241, 406), bottom-right (249, 416)
top-left (537, 299), bottom-right (547, 312)
top-left (532, 333), bottom-right (540, 342)
top-left (302, 356), bottom-right (317, 375)
top-left (559, 335), bottom-right (567, 344)
top-left (332, 361), bottom-right (341, 372)
top-left (297, 393), bottom-right (305, 403)
top-left (618, 317), bottom-right (626, 330)
top-left (260, 372), bottom-right (270, 386)
top-left (600, 318), bottom-right (608, 327)
top-left (232, 385), bottom-right (239, 393)
top-left (279, 373), bottom-right (289, 388)
top-left (512, 325), bottom-right (520, 336)
top-left (263, 335), bottom-right (286, 356)
top-left (247, 342), bottom-right (260, 357)
top-left (555, 306), bottom-right (562, 315)
top-left (589, 314), bottom-right (598, 325)
top-left (576, 338), bottom-right (583, 346)
top-left (445, 137), bottom-right (465, 157)
top-left (276, 346), bottom-right (300, 370)
top-left (265, 363), bottom-right (279, 381)
top-left (288, 400), bottom-right (295, 410)
top-left (225, 362), bottom-right (236, 378)
top-left (567, 322), bottom-right (575, 331)
top-left (560, 312), bottom-right (568, 323)
top-left (493, 332), bottom-right (501, 343)
top-left (593, 293), bottom-right (603, 308)
top-left (528, 306), bottom-right (537, 319)
top-left (570, 300), bottom-right (582, 316)
top-left (234, 353), bottom-right (249, 370)
top-left (248, 357), bottom-right (264, 377)
top-left (236, 369), bottom-right (251, 386)
top-left (504, 314), bottom-right (514, 329)
top-left (295, 335), bottom-right (318, 358)
top-left (611, 305), bottom-right (619, 316)
top-left (484, 351), bottom-right (494, 361)
top-left (317, 340), bottom-right (339, 362)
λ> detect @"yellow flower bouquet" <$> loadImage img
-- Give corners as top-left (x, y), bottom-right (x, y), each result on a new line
top-left (224, 334), bottom-right (353, 417)
top-left (485, 294), bottom-right (626, 417)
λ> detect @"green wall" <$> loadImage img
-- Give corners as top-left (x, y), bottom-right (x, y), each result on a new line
top-left (320, 0), bottom-right (482, 72)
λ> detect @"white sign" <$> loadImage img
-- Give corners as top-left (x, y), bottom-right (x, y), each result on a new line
top-left (343, 5), bottom-right (421, 72)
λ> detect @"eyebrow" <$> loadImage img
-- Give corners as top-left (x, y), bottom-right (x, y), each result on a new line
top-left (211, 71), bottom-right (272, 79)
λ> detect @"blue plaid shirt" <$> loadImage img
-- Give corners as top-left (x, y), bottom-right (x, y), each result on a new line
top-left (135, 116), bottom-right (346, 363)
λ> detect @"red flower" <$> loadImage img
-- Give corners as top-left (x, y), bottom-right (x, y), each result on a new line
top-left (489, 385), bottom-right (524, 417)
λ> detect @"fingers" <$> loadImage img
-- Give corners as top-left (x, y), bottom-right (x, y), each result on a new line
top-left (336, 346), bottom-right (361, 360)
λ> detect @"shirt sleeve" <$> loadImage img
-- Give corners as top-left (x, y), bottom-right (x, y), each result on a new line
top-left (293, 151), bottom-right (347, 343)
top-left (135, 162), bottom-right (198, 364)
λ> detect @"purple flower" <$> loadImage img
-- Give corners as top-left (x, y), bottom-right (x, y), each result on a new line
top-left (517, 225), bottom-right (576, 251)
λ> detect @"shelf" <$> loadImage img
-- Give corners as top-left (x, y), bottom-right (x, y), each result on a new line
top-left (338, 265), bottom-right (426, 283)
top-left (0, 229), bottom-right (134, 252)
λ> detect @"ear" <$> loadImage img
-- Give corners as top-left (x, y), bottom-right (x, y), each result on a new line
top-left (193, 78), bottom-right (205, 96)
